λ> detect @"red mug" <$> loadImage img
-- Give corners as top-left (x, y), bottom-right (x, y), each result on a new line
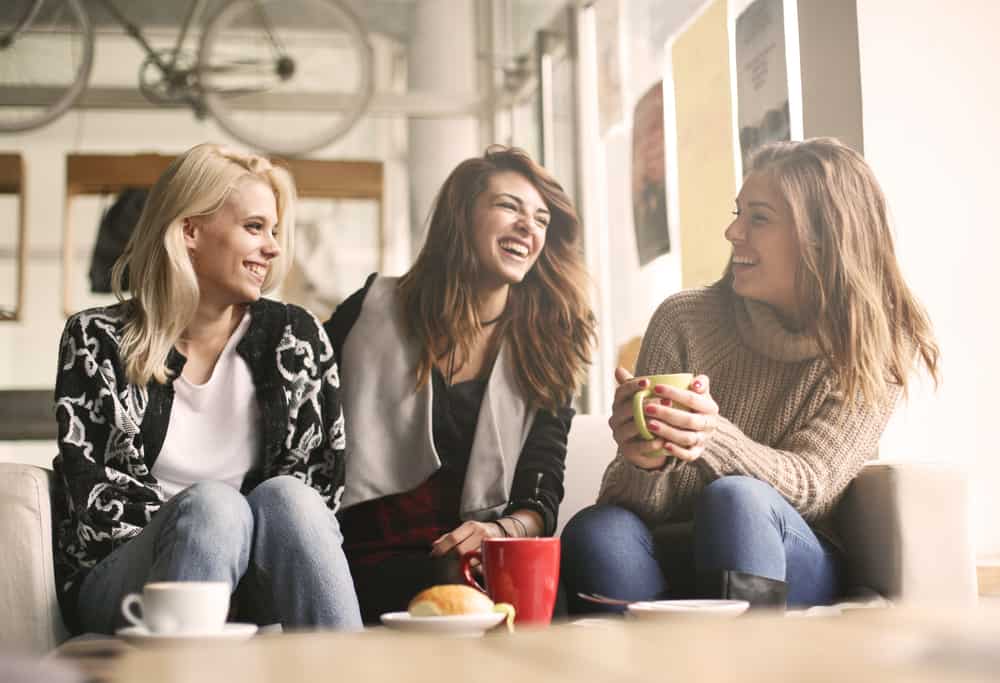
top-left (460, 537), bottom-right (560, 626)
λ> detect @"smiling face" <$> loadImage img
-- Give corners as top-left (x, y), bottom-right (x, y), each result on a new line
top-left (725, 171), bottom-right (802, 322)
top-left (184, 176), bottom-right (280, 308)
top-left (470, 170), bottom-right (550, 289)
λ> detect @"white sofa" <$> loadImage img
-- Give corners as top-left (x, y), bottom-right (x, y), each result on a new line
top-left (0, 415), bottom-right (979, 654)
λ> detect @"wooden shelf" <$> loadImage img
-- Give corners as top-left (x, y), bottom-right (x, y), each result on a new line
top-left (65, 154), bottom-right (383, 200)
top-left (0, 153), bottom-right (23, 194)
top-left (62, 152), bottom-right (385, 317)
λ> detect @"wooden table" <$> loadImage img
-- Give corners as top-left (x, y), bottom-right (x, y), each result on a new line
top-left (68, 607), bottom-right (1000, 683)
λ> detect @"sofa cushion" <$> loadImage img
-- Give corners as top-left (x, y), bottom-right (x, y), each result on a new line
top-left (0, 464), bottom-right (68, 654)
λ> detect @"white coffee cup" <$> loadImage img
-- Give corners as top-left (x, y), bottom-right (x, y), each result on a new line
top-left (121, 581), bottom-right (231, 634)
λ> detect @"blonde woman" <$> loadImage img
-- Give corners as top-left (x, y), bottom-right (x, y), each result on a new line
top-left (562, 138), bottom-right (939, 611)
top-left (51, 144), bottom-right (362, 635)
top-left (325, 146), bottom-right (595, 622)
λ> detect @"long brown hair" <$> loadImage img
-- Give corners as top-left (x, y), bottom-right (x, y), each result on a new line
top-left (730, 137), bottom-right (939, 405)
top-left (398, 146), bottom-right (595, 413)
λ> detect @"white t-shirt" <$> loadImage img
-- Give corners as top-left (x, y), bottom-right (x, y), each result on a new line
top-left (153, 313), bottom-right (260, 499)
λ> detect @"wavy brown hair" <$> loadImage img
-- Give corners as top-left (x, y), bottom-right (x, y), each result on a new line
top-left (727, 137), bottom-right (939, 406)
top-left (398, 145), bottom-right (596, 413)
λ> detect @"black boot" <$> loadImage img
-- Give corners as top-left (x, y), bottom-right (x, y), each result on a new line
top-left (695, 570), bottom-right (788, 612)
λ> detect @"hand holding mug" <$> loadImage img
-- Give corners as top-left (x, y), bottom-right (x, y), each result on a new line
top-left (430, 520), bottom-right (506, 559)
top-left (610, 367), bottom-right (719, 468)
top-left (460, 537), bottom-right (560, 626)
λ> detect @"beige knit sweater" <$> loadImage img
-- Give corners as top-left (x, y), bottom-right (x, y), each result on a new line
top-left (597, 284), bottom-right (900, 531)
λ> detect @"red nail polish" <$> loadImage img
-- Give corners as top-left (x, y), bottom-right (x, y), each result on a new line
top-left (661, 398), bottom-right (672, 406)
top-left (664, 443), bottom-right (673, 452)
top-left (645, 405), bottom-right (657, 415)
top-left (654, 385), bottom-right (667, 395)
top-left (649, 422), bottom-right (659, 432)
top-left (639, 379), bottom-right (649, 388)
top-left (692, 380), bottom-right (703, 391)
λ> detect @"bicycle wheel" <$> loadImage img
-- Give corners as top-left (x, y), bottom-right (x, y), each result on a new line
top-left (0, 0), bottom-right (93, 133)
top-left (198, 0), bottom-right (374, 157)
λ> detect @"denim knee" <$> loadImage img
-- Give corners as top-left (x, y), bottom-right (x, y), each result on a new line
top-left (562, 504), bottom-right (652, 560)
top-left (247, 476), bottom-right (338, 537)
top-left (695, 476), bottom-right (778, 526)
top-left (170, 481), bottom-right (254, 563)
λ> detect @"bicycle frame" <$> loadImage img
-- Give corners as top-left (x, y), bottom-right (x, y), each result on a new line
top-left (95, 0), bottom-right (208, 81)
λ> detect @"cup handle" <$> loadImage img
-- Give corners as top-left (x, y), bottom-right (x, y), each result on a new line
top-left (121, 593), bottom-right (145, 629)
top-left (460, 550), bottom-right (488, 595)
top-left (632, 387), bottom-right (655, 440)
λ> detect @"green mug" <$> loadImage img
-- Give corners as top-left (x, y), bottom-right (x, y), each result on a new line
top-left (632, 373), bottom-right (695, 441)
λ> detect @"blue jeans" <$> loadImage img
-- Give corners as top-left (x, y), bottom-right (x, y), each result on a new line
top-left (77, 477), bottom-right (362, 633)
top-left (561, 476), bottom-right (841, 613)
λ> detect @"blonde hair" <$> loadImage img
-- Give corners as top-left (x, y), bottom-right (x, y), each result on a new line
top-left (739, 137), bottom-right (939, 405)
top-left (398, 146), bottom-right (596, 413)
top-left (112, 143), bottom-right (297, 386)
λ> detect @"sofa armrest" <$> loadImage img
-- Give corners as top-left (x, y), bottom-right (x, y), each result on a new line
top-left (0, 463), bottom-right (68, 653)
top-left (835, 461), bottom-right (977, 605)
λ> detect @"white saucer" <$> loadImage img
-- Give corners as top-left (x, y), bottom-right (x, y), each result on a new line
top-left (626, 599), bottom-right (750, 620)
top-left (115, 622), bottom-right (258, 646)
top-left (380, 611), bottom-right (506, 637)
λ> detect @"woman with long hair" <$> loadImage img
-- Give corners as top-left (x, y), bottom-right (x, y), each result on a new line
top-left (325, 145), bottom-right (596, 622)
top-left (52, 143), bottom-right (362, 635)
top-left (561, 137), bottom-right (939, 610)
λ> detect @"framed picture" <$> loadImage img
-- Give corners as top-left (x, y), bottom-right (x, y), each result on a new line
top-left (631, 81), bottom-right (670, 265)
top-left (735, 0), bottom-right (792, 169)
top-left (593, 0), bottom-right (624, 136)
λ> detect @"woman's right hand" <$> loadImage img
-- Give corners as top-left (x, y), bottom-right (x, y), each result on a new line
top-left (609, 367), bottom-right (670, 470)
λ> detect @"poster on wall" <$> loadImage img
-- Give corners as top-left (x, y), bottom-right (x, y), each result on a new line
top-left (735, 0), bottom-right (790, 170)
top-left (631, 81), bottom-right (670, 265)
top-left (594, 0), bottom-right (624, 135)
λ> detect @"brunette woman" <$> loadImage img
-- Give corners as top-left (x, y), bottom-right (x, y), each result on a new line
top-left (326, 146), bottom-right (596, 623)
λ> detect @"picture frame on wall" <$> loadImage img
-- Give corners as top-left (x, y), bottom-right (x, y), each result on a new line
top-left (631, 81), bottom-right (670, 266)
top-left (735, 0), bottom-right (792, 170)
top-left (593, 0), bottom-right (624, 136)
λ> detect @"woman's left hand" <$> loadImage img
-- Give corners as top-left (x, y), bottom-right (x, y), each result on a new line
top-left (641, 374), bottom-right (719, 462)
top-left (430, 520), bottom-right (503, 558)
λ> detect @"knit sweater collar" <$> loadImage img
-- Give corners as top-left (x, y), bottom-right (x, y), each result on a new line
top-left (732, 294), bottom-right (821, 363)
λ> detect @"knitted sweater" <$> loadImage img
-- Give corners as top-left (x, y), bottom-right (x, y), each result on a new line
top-left (597, 284), bottom-right (900, 532)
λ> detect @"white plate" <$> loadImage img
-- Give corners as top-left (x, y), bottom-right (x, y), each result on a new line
top-left (115, 622), bottom-right (258, 646)
top-left (626, 599), bottom-right (750, 620)
top-left (380, 611), bottom-right (506, 637)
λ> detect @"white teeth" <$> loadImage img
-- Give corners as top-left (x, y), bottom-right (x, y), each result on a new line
top-left (499, 239), bottom-right (528, 257)
top-left (246, 263), bottom-right (266, 276)
top-left (732, 256), bottom-right (756, 266)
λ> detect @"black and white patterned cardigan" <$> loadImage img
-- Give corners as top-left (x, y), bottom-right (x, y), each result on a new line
top-left (51, 298), bottom-right (347, 633)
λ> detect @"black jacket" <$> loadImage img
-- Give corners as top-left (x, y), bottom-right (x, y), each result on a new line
top-left (52, 299), bottom-right (347, 633)
top-left (325, 275), bottom-right (572, 535)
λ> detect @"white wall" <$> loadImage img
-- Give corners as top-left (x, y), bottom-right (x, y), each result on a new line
top-left (856, 0), bottom-right (1000, 558)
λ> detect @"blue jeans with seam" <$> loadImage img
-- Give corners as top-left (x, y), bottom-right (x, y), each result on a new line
top-left (560, 476), bottom-right (841, 613)
top-left (77, 476), bottom-right (362, 633)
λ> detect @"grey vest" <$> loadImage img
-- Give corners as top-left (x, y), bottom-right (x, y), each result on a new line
top-left (339, 276), bottom-right (537, 520)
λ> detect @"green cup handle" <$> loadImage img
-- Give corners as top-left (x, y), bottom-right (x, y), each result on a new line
top-left (632, 387), bottom-right (656, 441)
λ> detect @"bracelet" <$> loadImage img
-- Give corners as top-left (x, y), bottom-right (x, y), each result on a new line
top-left (490, 519), bottom-right (510, 537)
top-left (503, 515), bottom-right (529, 537)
